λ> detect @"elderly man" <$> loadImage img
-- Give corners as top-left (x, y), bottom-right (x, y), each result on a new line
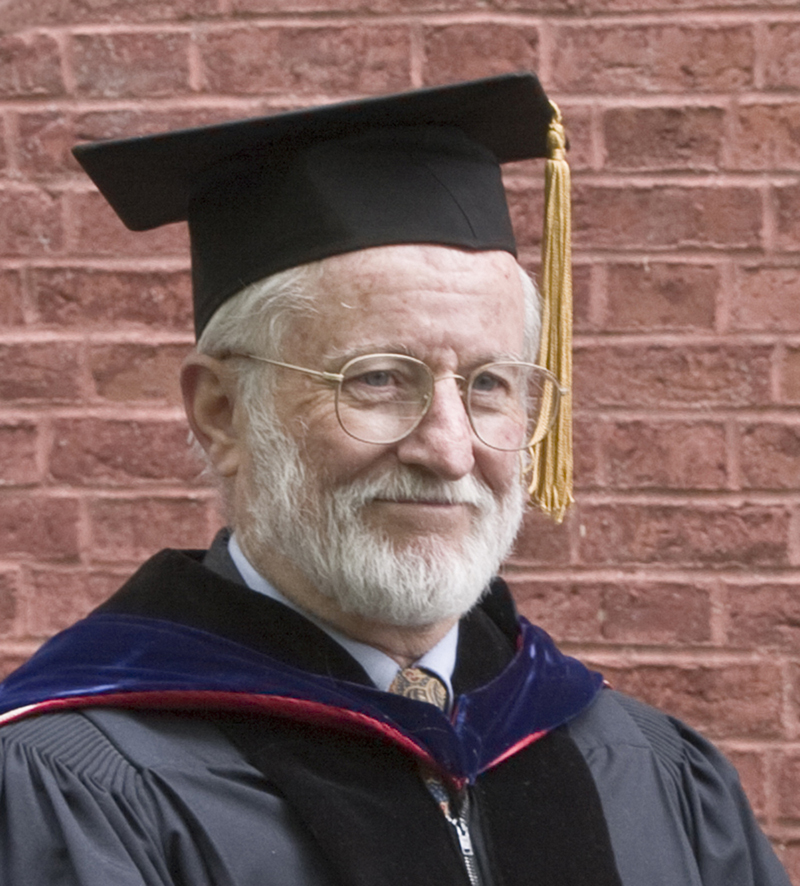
top-left (0, 74), bottom-right (790, 886)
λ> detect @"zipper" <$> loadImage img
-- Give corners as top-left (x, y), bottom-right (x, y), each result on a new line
top-left (446, 799), bottom-right (481, 886)
top-left (424, 775), bottom-right (482, 886)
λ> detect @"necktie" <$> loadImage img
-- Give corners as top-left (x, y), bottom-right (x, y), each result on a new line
top-left (388, 666), bottom-right (448, 711)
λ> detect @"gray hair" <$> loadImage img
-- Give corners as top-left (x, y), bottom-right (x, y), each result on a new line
top-left (197, 250), bottom-right (543, 403)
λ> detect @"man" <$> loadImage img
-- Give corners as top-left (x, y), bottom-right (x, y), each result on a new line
top-left (0, 74), bottom-right (791, 886)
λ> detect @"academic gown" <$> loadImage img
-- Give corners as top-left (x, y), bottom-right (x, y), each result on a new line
top-left (0, 537), bottom-right (791, 886)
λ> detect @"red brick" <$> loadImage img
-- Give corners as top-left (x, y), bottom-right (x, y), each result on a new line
top-left (498, 0), bottom-right (774, 10)
top-left (230, 0), bottom-right (361, 11)
top-left (731, 102), bottom-right (800, 171)
top-left (571, 263), bottom-right (592, 333)
top-left (422, 24), bottom-right (540, 85)
top-left (573, 415), bottom-right (602, 489)
top-left (597, 662), bottom-right (782, 740)
top-left (89, 343), bottom-right (190, 404)
top-left (776, 752), bottom-right (800, 819)
top-left (601, 582), bottom-right (712, 644)
top-left (0, 32), bottom-right (64, 98)
top-left (198, 26), bottom-right (411, 95)
top-left (33, 268), bottom-right (193, 331)
top-left (509, 507), bottom-right (572, 566)
top-left (775, 183), bottom-right (800, 252)
top-left (0, 0), bottom-right (217, 28)
top-left (506, 184), bottom-right (545, 251)
top-left (723, 749), bottom-right (767, 817)
top-left (0, 422), bottom-right (40, 486)
top-left (732, 265), bottom-right (800, 332)
top-left (575, 344), bottom-right (771, 409)
top-left (764, 23), bottom-right (800, 90)
top-left (604, 106), bottom-right (725, 171)
top-left (792, 663), bottom-right (800, 718)
top-left (88, 496), bottom-right (212, 561)
top-left (71, 190), bottom-right (189, 257)
top-left (0, 116), bottom-right (7, 173)
top-left (605, 262), bottom-right (718, 332)
top-left (740, 423), bottom-right (800, 490)
top-left (0, 494), bottom-right (79, 561)
top-left (509, 579), bottom-right (603, 643)
top-left (0, 270), bottom-right (24, 326)
top-left (49, 418), bottom-right (205, 486)
top-left (75, 107), bottom-right (241, 142)
top-left (0, 187), bottom-right (63, 256)
top-left (232, 0), bottom-right (474, 11)
top-left (26, 567), bottom-right (126, 637)
top-left (16, 111), bottom-right (76, 177)
top-left (0, 571), bottom-right (20, 637)
top-left (573, 184), bottom-right (762, 250)
top-left (606, 420), bottom-right (727, 491)
top-left (727, 583), bottom-right (800, 652)
top-left (780, 347), bottom-right (800, 404)
top-left (0, 342), bottom-right (80, 402)
top-left (72, 32), bottom-right (192, 99)
top-left (550, 24), bottom-right (754, 94)
top-left (579, 504), bottom-right (790, 567)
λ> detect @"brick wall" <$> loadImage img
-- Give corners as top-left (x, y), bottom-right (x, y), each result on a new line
top-left (1, 0), bottom-right (799, 878)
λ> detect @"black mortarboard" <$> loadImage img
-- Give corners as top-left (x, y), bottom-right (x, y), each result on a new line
top-left (72, 72), bottom-right (554, 337)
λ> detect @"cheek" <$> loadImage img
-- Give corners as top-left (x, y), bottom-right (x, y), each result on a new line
top-left (477, 449), bottom-right (521, 496)
top-left (294, 413), bottom-right (395, 486)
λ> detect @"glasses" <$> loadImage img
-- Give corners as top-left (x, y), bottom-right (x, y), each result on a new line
top-left (227, 352), bottom-right (567, 452)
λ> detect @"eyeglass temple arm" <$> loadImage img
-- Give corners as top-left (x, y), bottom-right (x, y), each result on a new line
top-left (227, 353), bottom-right (343, 385)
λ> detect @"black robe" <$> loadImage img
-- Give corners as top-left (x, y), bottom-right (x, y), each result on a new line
top-left (0, 538), bottom-right (790, 886)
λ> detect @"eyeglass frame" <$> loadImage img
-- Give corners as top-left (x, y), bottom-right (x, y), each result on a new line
top-left (224, 351), bottom-right (568, 452)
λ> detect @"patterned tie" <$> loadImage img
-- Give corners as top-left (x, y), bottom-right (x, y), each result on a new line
top-left (388, 666), bottom-right (448, 711)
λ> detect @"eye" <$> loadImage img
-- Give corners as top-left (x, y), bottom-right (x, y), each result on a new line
top-left (358, 369), bottom-right (395, 387)
top-left (341, 364), bottom-right (417, 403)
top-left (471, 370), bottom-right (507, 394)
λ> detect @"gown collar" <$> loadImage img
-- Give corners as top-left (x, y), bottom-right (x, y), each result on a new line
top-left (0, 546), bottom-right (603, 786)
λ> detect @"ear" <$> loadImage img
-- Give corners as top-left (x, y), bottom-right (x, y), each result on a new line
top-left (181, 353), bottom-right (244, 478)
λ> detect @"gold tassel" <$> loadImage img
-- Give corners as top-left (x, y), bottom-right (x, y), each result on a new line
top-left (527, 101), bottom-right (574, 523)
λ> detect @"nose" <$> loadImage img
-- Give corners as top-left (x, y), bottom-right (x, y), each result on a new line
top-left (394, 377), bottom-right (475, 480)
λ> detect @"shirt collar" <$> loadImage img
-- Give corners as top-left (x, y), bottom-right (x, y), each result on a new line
top-left (228, 533), bottom-right (458, 705)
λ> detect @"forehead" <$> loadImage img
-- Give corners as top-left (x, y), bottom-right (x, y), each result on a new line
top-left (283, 244), bottom-right (526, 363)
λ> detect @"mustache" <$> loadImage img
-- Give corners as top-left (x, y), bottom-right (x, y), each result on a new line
top-left (333, 469), bottom-right (494, 509)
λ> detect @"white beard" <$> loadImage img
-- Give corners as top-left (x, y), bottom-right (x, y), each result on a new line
top-left (239, 404), bottom-right (526, 627)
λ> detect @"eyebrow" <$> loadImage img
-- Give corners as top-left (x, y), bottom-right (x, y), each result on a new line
top-left (324, 343), bottom-right (524, 369)
top-left (326, 343), bottom-right (416, 361)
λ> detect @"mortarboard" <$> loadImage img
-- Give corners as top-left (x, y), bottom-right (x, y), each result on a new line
top-left (72, 72), bottom-right (573, 519)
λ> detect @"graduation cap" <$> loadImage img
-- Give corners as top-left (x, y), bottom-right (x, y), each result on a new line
top-left (72, 71), bottom-right (574, 520)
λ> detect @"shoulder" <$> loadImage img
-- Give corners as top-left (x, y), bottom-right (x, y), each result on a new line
top-left (0, 708), bottom-right (342, 886)
top-left (566, 688), bottom-right (792, 886)
top-left (569, 687), bottom-right (709, 769)
top-left (0, 706), bottom-right (250, 778)
top-left (569, 687), bottom-right (749, 799)
top-left (567, 687), bottom-right (748, 833)
top-left (0, 710), bottom-right (184, 884)
top-left (0, 708), bottom-right (139, 779)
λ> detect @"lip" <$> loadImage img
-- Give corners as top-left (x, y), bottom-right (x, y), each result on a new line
top-left (367, 498), bottom-right (473, 532)
top-left (372, 498), bottom-right (468, 507)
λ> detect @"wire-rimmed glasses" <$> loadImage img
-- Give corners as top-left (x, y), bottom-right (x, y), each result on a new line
top-left (226, 352), bottom-right (567, 452)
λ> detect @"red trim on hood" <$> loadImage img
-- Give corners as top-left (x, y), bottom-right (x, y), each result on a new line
top-left (482, 728), bottom-right (548, 773)
top-left (0, 689), bottom-right (470, 789)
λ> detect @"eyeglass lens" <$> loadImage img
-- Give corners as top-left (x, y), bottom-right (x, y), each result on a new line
top-left (334, 355), bottom-right (560, 451)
